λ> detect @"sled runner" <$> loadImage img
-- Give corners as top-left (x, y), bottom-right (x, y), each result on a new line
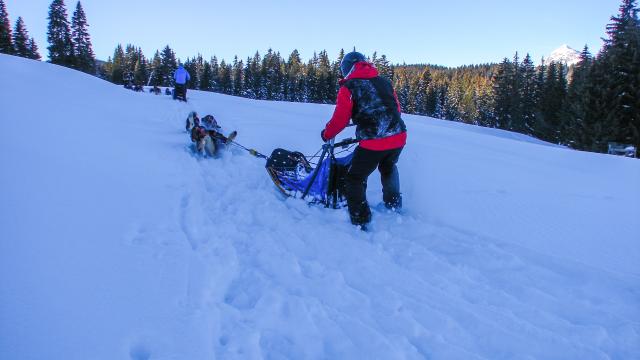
top-left (265, 138), bottom-right (358, 208)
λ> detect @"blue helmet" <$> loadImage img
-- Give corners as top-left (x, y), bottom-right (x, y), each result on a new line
top-left (340, 51), bottom-right (366, 77)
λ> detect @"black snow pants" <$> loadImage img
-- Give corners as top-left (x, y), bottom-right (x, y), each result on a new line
top-left (174, 83), bottom-right (187, 101)
top-left (345, 146), bottom-right (403, 226)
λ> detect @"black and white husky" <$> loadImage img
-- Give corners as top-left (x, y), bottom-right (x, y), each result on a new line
top-left (189, 112), bottom-right (237, 157)
top-left (186, 111), bottom-right (199, 132)
top-left (194, 129), bottom-right (237, 157)
top-left (197, 134), bottom-right (217, 156)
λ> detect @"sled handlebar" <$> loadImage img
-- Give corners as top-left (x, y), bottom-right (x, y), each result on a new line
top-left (328, 137), bottom-right (359, 148)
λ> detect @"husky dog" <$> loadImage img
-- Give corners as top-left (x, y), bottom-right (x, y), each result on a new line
top-left (189, 114), bottom-right (237, 158)
top-left (201, 114), bottom-right (221, 130)
top-left (186, 111), bottom-right (199, 132)
top-left (191, 126), bottom-right (218, 157)
top-left (201, 133), bottom-right (217, 156)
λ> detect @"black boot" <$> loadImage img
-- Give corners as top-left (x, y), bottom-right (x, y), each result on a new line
top-left (383, 194), bottom-right (402, 211)
top-left (349, 203), bottom-right (371, 226)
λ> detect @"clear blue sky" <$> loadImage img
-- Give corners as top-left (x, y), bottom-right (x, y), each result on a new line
top-left (6, 0), bottom-right (621, 66)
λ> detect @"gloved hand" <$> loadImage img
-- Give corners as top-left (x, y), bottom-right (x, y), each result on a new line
top-left (321, 129), bottom-right (328, 142)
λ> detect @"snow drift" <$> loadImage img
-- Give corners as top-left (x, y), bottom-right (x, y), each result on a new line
top-left (1, 54), bottom-right (639, 359)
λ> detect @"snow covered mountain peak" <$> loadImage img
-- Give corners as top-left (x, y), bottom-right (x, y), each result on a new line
top-left (547, 44), bottom-right (581, 66)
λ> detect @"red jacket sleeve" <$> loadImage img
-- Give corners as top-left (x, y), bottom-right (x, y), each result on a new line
top-left (323, 86), bottom-right (353, 140)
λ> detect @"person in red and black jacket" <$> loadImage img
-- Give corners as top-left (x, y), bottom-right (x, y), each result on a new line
top-left (321, 52), bottom-right (407, 227)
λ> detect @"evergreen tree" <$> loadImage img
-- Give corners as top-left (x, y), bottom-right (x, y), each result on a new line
top-left (272, 51), bottom-right (284, 100)
top-left (261, 49), bottom-right (284, 100)
top-left (98, 56), bottom-right (111, 79)
top-left (71, 1), bottom-right (95, 73)
top-left (598, 0), bottom-right (640, 150)
top-left (286, 49), bottom-right (304, 102)
top-left (12, 17), bottom-right (29, 57)
top-left (444, 74), bottom-right (476, 123)
top-left (539, 62), bottom-right (567, 142)
top-left (492, 57), bottom-right (514, 129)
top-left (535, 58), bottom-right (546, 110)
top-left (261, 50), bottom-right (272, 99)
top-left (305, 55), bottom-right (318, 102)
top-left (232, 56), bottom-right (244, 96)
top-left (242, 56), bottom-right (253, 97)
top-left (159, 45), bottom-right (177, 86)
top-left (370, 51), bottom-right (377, 65)
top-left (375, 54), bottom-right (393, 80)
top-left (27, 37), bottom-right (40, 60)
top-left (148, 50), bottom-right (162, 86)
top-left (210, 56), bottom-right (220, 92)
top-left (218, 59), bottom-right (232, 94)
top-left (101, 56), bottom-right (111, 78)
top-left (406, 75), bottom-right (419, 114)
top-left (414, 68), bottom-right (432, 115)
top-left (249, 52), bottom-right (262, 98)
top-left (123, 44), bottom-right (139, 75)
top-left (276, 51), bottom-right (286, 100)
top-left (0, 0), bottom-right (12, 54)
top-left (434, 85), bottom-right (448, 119)
top-left (307, 52), bottom-right (321, 102)
top-left (560, 46), bottom-right (592, 147)
top-left (509, 52), bottom-right (524, 132)
top-left (110, 44), bottom-right (125, 84)
top-left (47, 0), bottom-right (74, 66)
top-left (317, 50), bottom-right (334, 103)
top-left (133, 57), bottom-right (148, 86)
top-left (194, 54), bottom-right (205, 89)
top-left (183, 57), bottom-right (198, 89)
top-left (200, 60), bottom-right (212, 91)
top-left (444, 87), bottom-right (461, 121)
top-left (475, 77), bottom-right (495, 127)
top-left (585, 60), bottom-right (611, 150)
top-left (335, 48), bottom-right (345, 70)
top-left (332, 48), bottom-right (344, 95)
top-left (424, 83), bottom-right (439, 117)
top-left (395, 69), bottom-right (412, 112)
top-left (461, 76), bottom-right (480, 123)
top-left (520, 53), bottom-right (538, 135)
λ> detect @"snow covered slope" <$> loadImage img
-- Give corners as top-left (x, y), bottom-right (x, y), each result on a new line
top-left (1, 54), bottom-right (639, 359)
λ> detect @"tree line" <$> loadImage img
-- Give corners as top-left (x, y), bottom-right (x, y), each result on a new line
top-left (0, 0), bottom-right (40, 59)
top-left (0, 0), bottom-right (95, 74)
top-left (485, 0), bottom-right (639, 152)
top-left (2, 0), bottom-right (638, 154)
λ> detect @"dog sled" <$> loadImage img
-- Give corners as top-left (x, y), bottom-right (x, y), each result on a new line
top-left (183, 112), bottom-right (358, 208)
top-left (265, 138), bottom-right (358, 208)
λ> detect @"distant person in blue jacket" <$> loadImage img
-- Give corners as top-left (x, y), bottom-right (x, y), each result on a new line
top-left (173, 64), bottom-right (190, 101)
